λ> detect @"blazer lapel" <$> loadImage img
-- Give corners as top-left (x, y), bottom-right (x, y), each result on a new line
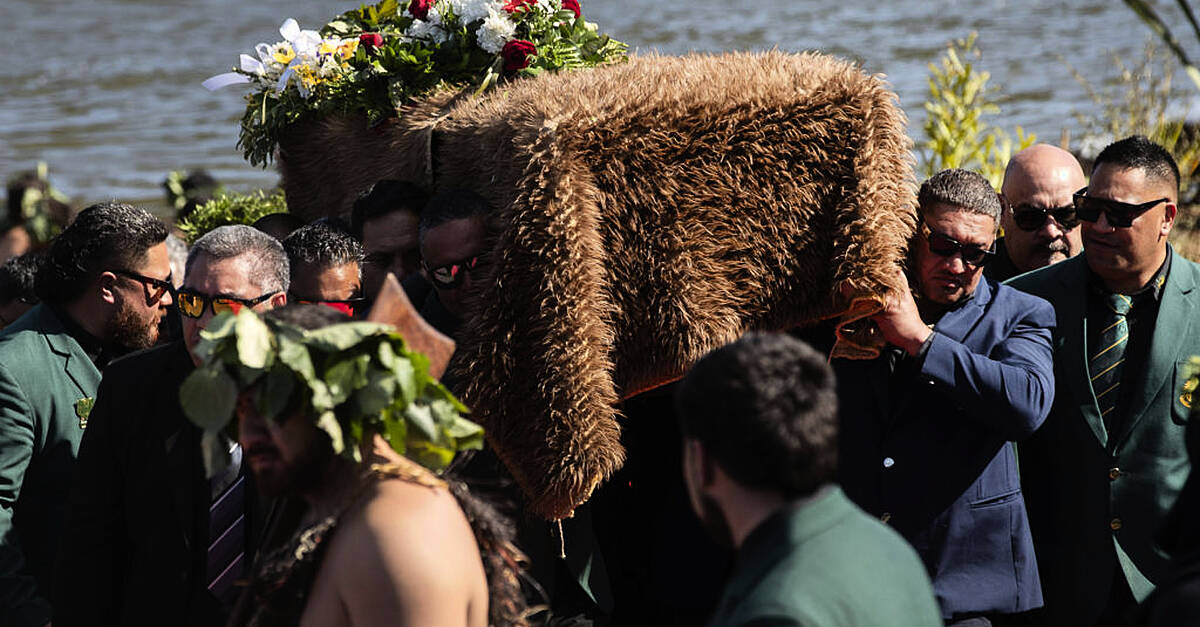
top-left (932, 276), bottom-right (991, 345)
top-left (1056, 257), bottom-right (1108, 447)
top-left (39, 307), bottom-right (101, 399)
top-left (1111, 250), bottom-right (1196, 450)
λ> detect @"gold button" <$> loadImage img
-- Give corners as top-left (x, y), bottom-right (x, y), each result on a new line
top-left (1109, 467), bottom-right (1121, 480)
top-left (881, 512), bottom-right (892, 524)
top-left (1110, 518), bottom-right (1122, 531)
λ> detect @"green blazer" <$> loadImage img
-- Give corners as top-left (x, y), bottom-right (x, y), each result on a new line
top-left (707, 487), bottom-right (942, 627)
top-left (1007, 248), bottom-right (1198, 626)
top-left (0, 304), bottom-right (101, 627)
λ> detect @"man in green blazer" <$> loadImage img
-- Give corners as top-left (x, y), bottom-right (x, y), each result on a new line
top-left (0, 202), bottom-right (172, 626)
top-left (1008, 136), bottom-right (1198, 626)
top-left (675, 332), bottom-right (942, 627)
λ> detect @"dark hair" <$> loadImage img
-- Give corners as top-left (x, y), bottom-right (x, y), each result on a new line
top-left (251, 212), bottom-right (306, 242)
top-left (265, 302), bottom-right (352, 329)
top-left (283, 222), bottom-right (364, 275)
top-left (350, 180), bottom-right (429, 239)
top-left (675, 332), bottom-right (838, 498)
top-left (1093, 135), bottom-right (1180, 195)
top-left (0, 253), bottom-right (41, 306)
top-left (419, 188), bottom-right (494, 243)
top-left (918, 168), bottom-right (1002, 224)
top-left (6, 170), bottom-right (72, 230)
top-left (35, 202), bottom-right (169, 305)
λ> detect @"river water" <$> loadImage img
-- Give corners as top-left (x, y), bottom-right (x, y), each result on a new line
top-left (1, 0), bottom-right (1195, 209)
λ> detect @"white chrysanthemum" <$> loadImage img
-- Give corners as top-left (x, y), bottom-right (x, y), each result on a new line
top-left (535, 0), bottom-right (555, 13)
top-left (407, 10), bottom-right (451, 44)
top-left (476, 7), bottom-right (516, 54)
top-left (440, 0), bottom-right (497, 25)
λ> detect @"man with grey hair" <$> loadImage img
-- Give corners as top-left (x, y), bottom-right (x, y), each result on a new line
top-left (833, 168), bottom-right (1056, 624)
top-left (54, 224), bottom-right (289, 627)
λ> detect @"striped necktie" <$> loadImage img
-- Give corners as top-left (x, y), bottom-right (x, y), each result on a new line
top-left (1090, 292), bottom-right (1133, 429)
top-left (207, 445), bottom-right (245, 607)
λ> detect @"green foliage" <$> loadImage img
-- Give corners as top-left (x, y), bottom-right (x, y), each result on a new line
top-left (225, 0), bottom-right (627, 166)
top-left (921, 32), bottom-right (1036, 189)
top-left (180, 310), bottom-right (483, 478)
top-left (175, 189), bottom-right (289, 243)
top-left (1067, 42), bottom-right (1200, 204)
top-left (1121, 0), bottom-right (1200, 92)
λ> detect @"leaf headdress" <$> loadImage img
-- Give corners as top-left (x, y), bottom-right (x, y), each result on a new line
top-left (180, 309), bottom-right (483, 478)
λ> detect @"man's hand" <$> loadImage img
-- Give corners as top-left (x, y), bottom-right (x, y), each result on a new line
top-left (871, 269), bottom-right (932, 356)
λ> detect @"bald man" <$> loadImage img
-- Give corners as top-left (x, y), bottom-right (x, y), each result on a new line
top-left (987, 144), bottom-right (1087, 281)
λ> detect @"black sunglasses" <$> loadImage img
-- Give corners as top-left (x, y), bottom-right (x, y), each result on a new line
top-left (924, 227), bottom-right (995, 267)
top-left (423, 255), bottom-right (485, 289)
top-left (1072, 187), bottom-right (1169, 228)
top-left (175, 288), bottom-right (276, 319)
top-left (1012, 203), bottom-right (1079, 231)
top-left (113, 269), bottom-right (175, 306)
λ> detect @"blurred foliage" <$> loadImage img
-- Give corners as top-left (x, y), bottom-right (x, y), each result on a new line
top-left (1121, 0), bottom-right (1200, 92)
top-left (175, 189), bottom-right (288, 243)
top-left (1066, 42), bottom-right (1200, 206)
top-left (920, 32), bottom-right (1036, 189)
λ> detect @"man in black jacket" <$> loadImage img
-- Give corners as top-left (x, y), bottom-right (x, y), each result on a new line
top-left (53, 225), bottom-right (290, 627)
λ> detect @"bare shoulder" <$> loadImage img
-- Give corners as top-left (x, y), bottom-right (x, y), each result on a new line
top-left (312, 476), bottom-right (489, 627)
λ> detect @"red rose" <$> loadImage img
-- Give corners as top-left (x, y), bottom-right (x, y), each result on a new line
top-left (502, 0), bottom-right (535, 13)
top-left (409, 0), bottom-right (433, 20)
top-left (561, 0), bottom-right (581, 17)
top-left (502, 39), bottom-right (536, 72)
top-left (359, 33), bottom-right (384, 49)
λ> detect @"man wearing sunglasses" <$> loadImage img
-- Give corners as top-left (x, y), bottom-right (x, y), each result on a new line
top-left (987, 144), bottom-right (1087, 282)
top-left (1008, 135), bottom-right (1200, 627)
top-left (284, 221), bottom-right (365, 318)
top-left (834, 169), bottom-right (1056, 625)
top-left (417, 188), bottom-right (494, 338)
top-left (56, 225), bottom-right (290, 627)
top-left (0, 202), bottom-right (171, 627)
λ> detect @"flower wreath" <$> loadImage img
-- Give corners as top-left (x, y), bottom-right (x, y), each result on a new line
top-left (180, 309), bottom-right (484, 478)
top-left (204, 0), bottom-right (627, 167)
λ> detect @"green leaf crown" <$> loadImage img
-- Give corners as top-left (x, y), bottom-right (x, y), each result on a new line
top-left (180, 309), bottom-right (483, 477)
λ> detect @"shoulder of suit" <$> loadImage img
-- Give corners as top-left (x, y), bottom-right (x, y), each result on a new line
top-left (102, 341), bottom-right (189, 384)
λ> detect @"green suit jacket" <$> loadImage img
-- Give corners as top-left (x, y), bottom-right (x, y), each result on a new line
top-left (1007, 249), bottom-right (1198, 625)
top-left (707, 486), bottom-right (942, 627)
top-left (0, 304), bottom-right (101, 627)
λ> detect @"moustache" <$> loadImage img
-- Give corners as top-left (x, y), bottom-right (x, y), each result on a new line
top-left (1032, 238), bottom-right (1069, 254)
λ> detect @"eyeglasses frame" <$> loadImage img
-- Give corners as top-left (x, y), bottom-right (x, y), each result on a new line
top-left (1072, 187), bottom-right (1170, 229)
top-left (175, 288), bottom-right (278, 319)
top-left (112, 269), bottom-right (175, 306)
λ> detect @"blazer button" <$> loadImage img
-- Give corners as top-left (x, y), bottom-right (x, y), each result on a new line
top-left (881, 512), bottom-right (892, 524)
top-left (1110, 518), bottom-right (1122, 531)
top-left (1109, 467), bottom-right (1121, 480)
top-left (883, 457), bottom-right (895, 469)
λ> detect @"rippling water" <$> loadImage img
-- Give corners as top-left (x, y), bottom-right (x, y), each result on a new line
top-left (0, 0), bottom-right (1194, 209)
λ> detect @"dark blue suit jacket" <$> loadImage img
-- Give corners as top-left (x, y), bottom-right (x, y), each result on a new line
top-left (834, 277), bottom-right (1054, 619)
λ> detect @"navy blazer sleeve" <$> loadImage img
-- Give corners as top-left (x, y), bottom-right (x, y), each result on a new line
top-left (919, 293), bottom-right (1056, 441)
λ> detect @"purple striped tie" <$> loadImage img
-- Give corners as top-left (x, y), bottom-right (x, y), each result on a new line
top-left (207, 473), bottom-right (245, 606)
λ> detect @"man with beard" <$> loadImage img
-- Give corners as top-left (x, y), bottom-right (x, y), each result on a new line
top-left (986, 145), bottom-right (1087, 282)
top-left (54, 225), bottom-right (288, 627)
top-left (351, 180), bottom-right (429, 309)
top-left (835, 169), bottom-right (1055, 625)
top-left (1008, 136), bottom-right (1200, 627)
top-left (0, 202), bottom-right (171, 626)
top-left (674, 332), bottom-right (941, 626)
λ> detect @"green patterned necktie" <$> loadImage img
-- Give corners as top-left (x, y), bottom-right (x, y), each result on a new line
top-left (1091, 292), bottom-right (1133, 429)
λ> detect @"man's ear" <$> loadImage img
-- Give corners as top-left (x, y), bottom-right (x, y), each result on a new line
top-left (1161, 202), bottom-right (1177, 238)
top-left (271, 292), bottom-right (288, 308)
top-left (684, 438), bottom-right (718, 491)
top-left (97, 271), bottom-right (119, 305)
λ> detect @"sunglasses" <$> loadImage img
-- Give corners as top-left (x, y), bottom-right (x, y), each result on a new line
top-left (423, 255), bottom-right (485, 289)
top-left (114, 269), bottom-right (175, 306)
top-left (924, 227), bottom-right (995, 267)
top-left (175, 289), bottom-right (277, 319)
top-left (1011, 203), bottom-right (1079, 231)
top-left (290, 296), bottom-right (365, 317)
top-left (1072, 187), bottom-right (1169, 228)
